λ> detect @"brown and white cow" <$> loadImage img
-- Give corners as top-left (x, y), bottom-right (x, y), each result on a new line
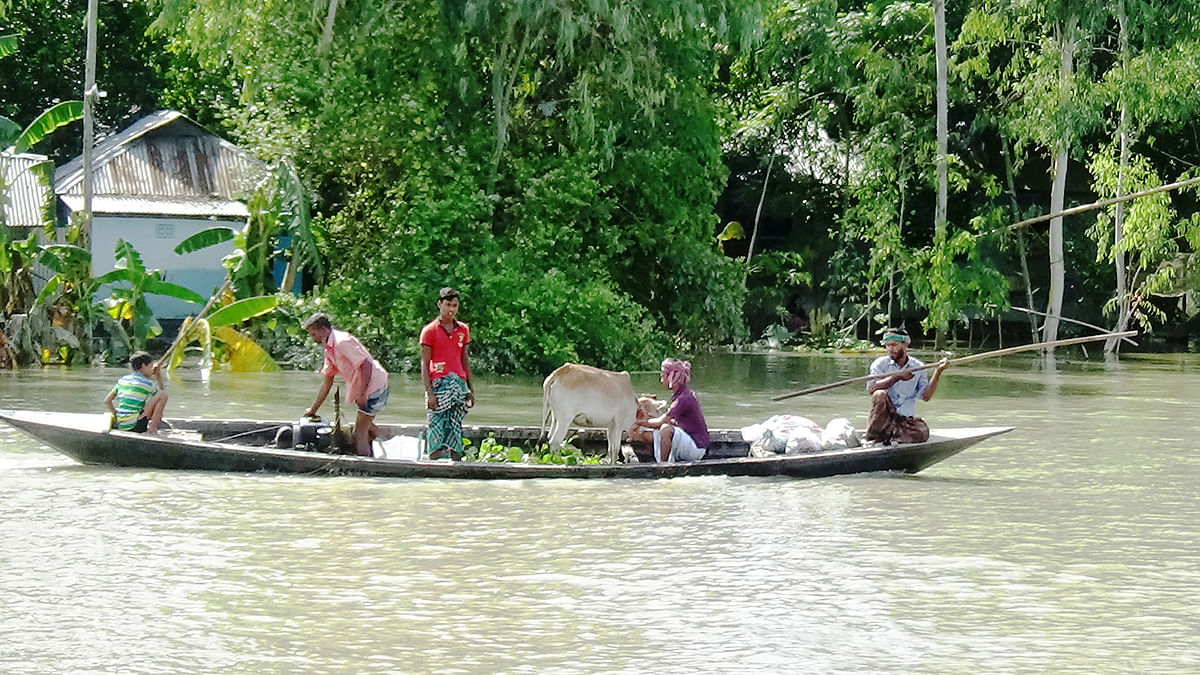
top-left (539, 363), bottom-right (642, 464)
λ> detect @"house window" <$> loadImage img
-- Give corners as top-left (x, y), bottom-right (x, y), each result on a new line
top-left (155, 223), bottom-right (175, 239)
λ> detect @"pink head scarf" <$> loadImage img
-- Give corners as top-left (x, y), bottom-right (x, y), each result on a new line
top-left (660, 358), bottom-right (691, 389)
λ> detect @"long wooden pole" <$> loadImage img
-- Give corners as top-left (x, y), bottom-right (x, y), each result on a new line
top-left (981, 174), bottom-right (1200, 238)
top-left (771, 330), bottom-right (1137, 401)
top-left (1006, 306), bottom-right (1138, 346)
top-left (156, 278), bottom-right (232, 369)
top-left (81, 0), bottom-right (98, 257)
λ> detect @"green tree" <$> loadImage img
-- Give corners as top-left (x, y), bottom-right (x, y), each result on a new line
top-left (958, 1), bottom-right (1111, 342)
top-left (0, 0), bottom-right (174, 163)
top-left (1085, 1), bottom-right (1200, 350)
top-left (732, 0), bottom-right (1009, 339)
top-left (151, 0), bottom-right (762, 371)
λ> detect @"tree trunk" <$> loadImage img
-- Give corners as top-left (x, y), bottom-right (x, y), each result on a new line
top-left (933, 0), bottom-right (949, 349)
top-left (745, 141), bottom-right (775, 266)
top-left (281, 259), bottom-right (297, 295)
top-left (487, 22), bottom-right (542, 196)
top-left (1002, 135), bottom-right (1039, 342)
top-left (319, 0), bottom-right (340, 53)
top-left (1106, 0), bottom-right (1132, 354)
top-left (1044, 15), bottom-right (1077, 344)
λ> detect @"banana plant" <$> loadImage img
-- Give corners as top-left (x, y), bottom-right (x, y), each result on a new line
top-left (0, 32), bottom-right (82, 328)
top-left (34, 237), bottom-right (105, 362)
top-left (97, 239), bottom-right (205, 350)
top-left (173, 159), bottom-right (323, 297)
top-left (164, 294), bottom-right (280, 373)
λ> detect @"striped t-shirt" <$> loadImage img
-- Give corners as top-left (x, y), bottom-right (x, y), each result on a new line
top-left (111, 372), bottom-right (157, 430)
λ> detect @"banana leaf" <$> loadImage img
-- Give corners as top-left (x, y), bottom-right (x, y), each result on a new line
top-left (132, 299), bottom-right (161, 344)
top-left (93, 268), bottom-right (204, 304)
top-left (0, 115), bottom-right (19, 148)
top-left (13, 101), bottom-right (83, 154)
top-left (206, 295), bottom-right (278, 327)
top-left (718, 221), bottom-right (745, 241)
top-left (0, 34), bottom-right (17, 59)
top-left (174, 227), bottom-right (235, 255)
top-left (33, 275), bottom-right (62, 307)
top-left (38, 244), bottom-right (90, 273)
top-left (142, 278), bottom-right (205, 303)
top-left (167, 316), bottom-right (213, 372)
top-left (214, 325), bottom-right (279, 372)
top-left (93, 268), bottom-right (141, 285)
top-left (113, 238), bottom-right (146, 272)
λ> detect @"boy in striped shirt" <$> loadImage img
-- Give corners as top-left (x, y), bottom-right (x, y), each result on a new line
top-left (104, 351), bottom-right (168, 433)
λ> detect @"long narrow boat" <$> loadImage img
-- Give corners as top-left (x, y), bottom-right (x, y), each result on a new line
top-left (0, 410), bottom-right (1012, 480)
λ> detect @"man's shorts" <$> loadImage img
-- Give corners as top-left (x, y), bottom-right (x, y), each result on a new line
top-left (652, 426), bottom-right (707, 462)
top-left (359, 386), bottom-right (389, 417)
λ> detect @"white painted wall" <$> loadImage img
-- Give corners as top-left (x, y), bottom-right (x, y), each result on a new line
top-left (91, 214), bottom-right (241, 318)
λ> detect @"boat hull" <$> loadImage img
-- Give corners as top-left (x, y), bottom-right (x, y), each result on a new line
top-left (1, 411), bottom-right (1012, 480)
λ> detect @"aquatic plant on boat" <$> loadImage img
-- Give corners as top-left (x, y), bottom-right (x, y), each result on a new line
top-left (462, 435), bottom-right (602, 465)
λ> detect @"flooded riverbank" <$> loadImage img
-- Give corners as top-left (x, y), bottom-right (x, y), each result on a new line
top-left (1, 352), bottom-right (1198, 673)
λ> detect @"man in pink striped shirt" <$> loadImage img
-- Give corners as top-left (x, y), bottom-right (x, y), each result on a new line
top-left (302, 313), bottom-right (389, 456)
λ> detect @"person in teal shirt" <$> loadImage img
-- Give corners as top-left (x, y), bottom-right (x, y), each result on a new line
top-left (104, 351), bottom-right (168, 433)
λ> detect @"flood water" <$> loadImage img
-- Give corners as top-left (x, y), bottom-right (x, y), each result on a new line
top-left (1, 350), bottom-right (1198, 673)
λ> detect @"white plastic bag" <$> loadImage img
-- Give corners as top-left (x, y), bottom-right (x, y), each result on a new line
top-left (785, 427), bottom-right (824, 454)
top-left (820, 418), bottom-right (860, 450)
top-left (746, 415), bottom-right (823, 455)
top-left (374, 435), bottom-right (422, 460)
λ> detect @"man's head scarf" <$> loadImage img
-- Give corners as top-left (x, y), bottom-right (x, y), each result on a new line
top-left (661, 358), bottom-right (691, 389)
top-left (882, 329), bottom-right (910, 344)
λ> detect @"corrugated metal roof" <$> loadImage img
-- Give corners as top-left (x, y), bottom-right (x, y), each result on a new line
top-left (55, 110), bottom-right (268, 203)
top-left (59, 194), bottom-right (249, 218)
top-left (1, 151), bottom-right (53, 228)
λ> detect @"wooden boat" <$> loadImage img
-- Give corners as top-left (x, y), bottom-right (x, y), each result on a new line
top-left (0, 410), bottom-right (1012, 480)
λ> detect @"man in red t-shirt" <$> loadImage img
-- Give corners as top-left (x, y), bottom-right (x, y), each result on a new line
top-left (420, 287), bottom-right (474, 459)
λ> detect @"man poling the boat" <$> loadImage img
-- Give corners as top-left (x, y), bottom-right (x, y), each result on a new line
top-left (865, 327), bottom-right (949, 444)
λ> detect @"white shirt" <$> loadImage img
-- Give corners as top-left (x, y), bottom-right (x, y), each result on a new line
top-left (867, 354), bottom-right (929, 417)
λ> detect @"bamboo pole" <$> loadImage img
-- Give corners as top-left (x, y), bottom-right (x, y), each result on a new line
top-left (156, 278), bottom-right (233, 369)
top-left (982, 174), bottom-right (1200, 238)
top-left (81, 0), bottom-right (98, 257)
top-left (771, 330), bottom-right (1137, 401)
top-left (1005, 306), bottom-right (1138, 346)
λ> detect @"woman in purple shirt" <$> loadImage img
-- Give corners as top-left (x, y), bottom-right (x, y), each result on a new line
top-left (629, 358), bottom-right (709, 462)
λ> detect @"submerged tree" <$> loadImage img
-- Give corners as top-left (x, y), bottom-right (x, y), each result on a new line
top-left (1086, 0), bottom-right (1200, 351)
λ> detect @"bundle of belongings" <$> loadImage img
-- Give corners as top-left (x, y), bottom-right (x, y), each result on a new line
top-left (740, 415), bottom-right (860, 458)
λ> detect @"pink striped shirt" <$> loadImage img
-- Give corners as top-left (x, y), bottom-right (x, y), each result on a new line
top-left (321, 329), bottom-right (388, 401)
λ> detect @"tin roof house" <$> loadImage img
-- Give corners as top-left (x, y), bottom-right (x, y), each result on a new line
top-left (54, 110), bottom-right (268, 317)
top-left (0, 150), bottom-right (55, 231)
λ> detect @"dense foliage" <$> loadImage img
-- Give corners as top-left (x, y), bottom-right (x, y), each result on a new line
top-left (4, 0), bottom-right (1200, 372)
top-left (721, 0), bottom-right (1200, 347)
top-left (141, 0), bottom-right (761, 372)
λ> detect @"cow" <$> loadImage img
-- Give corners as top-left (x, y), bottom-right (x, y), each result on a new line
top-left (539, 363), bottom-right (642, 464)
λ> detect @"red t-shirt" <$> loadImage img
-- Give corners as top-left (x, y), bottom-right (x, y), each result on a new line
top-left (420, 319), bottom-right (470, 380)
